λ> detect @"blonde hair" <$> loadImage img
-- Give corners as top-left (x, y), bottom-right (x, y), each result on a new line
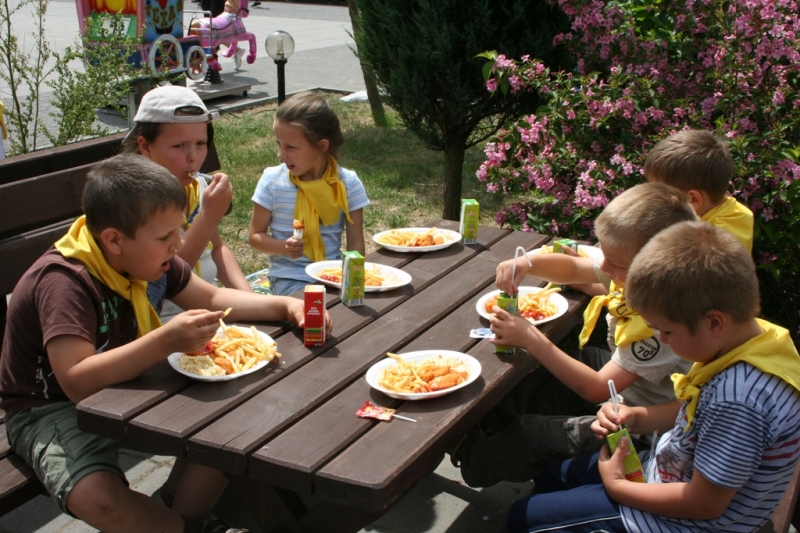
top-left (595, 182), bottom-right (696, 261)
top-left (644, 129), bottom-right (734, 204)
top-left (626, 221), bottom-right (760, 332)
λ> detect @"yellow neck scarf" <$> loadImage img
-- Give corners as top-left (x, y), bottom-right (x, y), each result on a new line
top-left (672, 319), bottom-right (800, 431)
top-left (290, 156), bottom-right (352, 262)
top-left (184, 180), bottom-right (213, 276)
top-left (54, 216), bottom-right (162, 338)
top-left (701, 196), bottom-right (753, 253)
top-left (578, 282), bottom-right (654, 349)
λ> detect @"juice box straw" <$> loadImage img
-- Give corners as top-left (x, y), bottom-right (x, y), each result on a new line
top-left (608, 379), bottom-right (621, 417)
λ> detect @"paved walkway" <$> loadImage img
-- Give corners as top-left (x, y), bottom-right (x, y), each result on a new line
top-left (0, 2), bottom-right (533, 531)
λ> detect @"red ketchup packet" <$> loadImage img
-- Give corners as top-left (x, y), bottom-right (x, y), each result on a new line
top-left (356, 400), bottom-right (417, 422)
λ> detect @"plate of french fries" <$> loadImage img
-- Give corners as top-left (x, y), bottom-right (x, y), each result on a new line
top-left (532, 244), bottom-right (604, 261)
top-left (305, 260), bottom-right (412, 292)
top-left (365, 350), bottom-right (481, 400)
top-left (373, 227), bottom-right (461, 253)
top-left (168, 323), bottom-right (280, 382)
top-left (476, 285), bottom-right (569, 326)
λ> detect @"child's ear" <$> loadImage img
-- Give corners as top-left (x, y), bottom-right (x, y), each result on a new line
top-left (317, 138), bottom-right (330, 154)
top-left (98, 227), bottom-right (124, 256)
top-left (687, 189), bottom-right (705, 211)
top-left (137, 136), bottom-right (152, 158)
top-left (705, 309), bottom-right (727, 338)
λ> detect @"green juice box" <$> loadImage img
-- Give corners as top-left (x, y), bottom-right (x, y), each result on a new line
top-left (552, 238), bottom-right (579, 254)
top-left (342, 251), bottom-right (365, 307)
top-left (460, 199), bottom-right (480, 245)
top-left (493, 292), bottom-right (518, 354)
top-left (606, 427), bottom-right (646, 483)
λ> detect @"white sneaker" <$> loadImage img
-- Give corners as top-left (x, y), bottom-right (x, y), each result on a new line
top-left (233, 47), bottom-right (244, 71)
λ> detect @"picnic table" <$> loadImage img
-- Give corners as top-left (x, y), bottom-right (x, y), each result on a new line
top-left (75, 220), bottom-right (591, 533)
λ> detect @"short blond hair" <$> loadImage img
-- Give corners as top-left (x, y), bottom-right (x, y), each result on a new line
top-left (644, 129), bottom-right (733, 204)
top-left (626, 221), bottom-right (760, 332)
top-left (595, 182), bottom-right (697, 261)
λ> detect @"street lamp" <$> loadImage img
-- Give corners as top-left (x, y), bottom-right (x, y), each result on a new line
top-left (265, 31), bottom-right (294, 104)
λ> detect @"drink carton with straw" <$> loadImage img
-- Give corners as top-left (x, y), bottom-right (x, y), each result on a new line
top-left (606, 379), bottom-right (646, 483)
top-left (552, 238), bottom-right (579, 254)
top-left (304, 285), bottom-right (326, 347)
top-left (460, 199), bottom-right (480, 244)
top-left (342, 251), bottom-right (365, 307)
top-left (494, 246), bottom-right (532, 354)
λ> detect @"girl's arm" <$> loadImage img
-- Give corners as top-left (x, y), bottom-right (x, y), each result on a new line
top-left (345, 208), bottom-right (365, 255)
top-left (600, 442), bottom-right (738, 519)
top-left (248, 204), bottom-right (304, 259)
top-left (209, 230), bottom-right (252, 292)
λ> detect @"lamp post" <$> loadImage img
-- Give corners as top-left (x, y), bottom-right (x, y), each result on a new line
top-left (265, 31), bottom-right (294, 104)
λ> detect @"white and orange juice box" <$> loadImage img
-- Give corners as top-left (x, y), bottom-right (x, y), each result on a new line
top-left (304, 285), bottom-right (326, 347)
top-left (460, 199), bottom-right (480, 244)
top-left (342, 251), bottom-right (365, 307)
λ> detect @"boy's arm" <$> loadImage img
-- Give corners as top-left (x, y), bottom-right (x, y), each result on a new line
top-left (490, 309), bottom-right (638, 403)
top-left (48, 309), bottom-right (223, 402)
top-left (496, 253), bottom-right (598, 295)
top-left (209, 230), bottom-right (252, 292)
top-left (180, 174), bottom-right (232, 267)
top-left (600, 442), bottom-right (737, 519)
top-left (345, 208), bottom-right (366, 255)
top-left (593, 400), bottom-right (682, 439)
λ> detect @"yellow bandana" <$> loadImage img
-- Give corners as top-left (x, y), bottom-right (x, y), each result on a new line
top-left (54, 216), bottom-right (162, 338)
top-left (290, 156), bottom-right (352, 262)
top-left (672, 319), bottom-right (800, 431)
top-left (701, 196), bottom-right (754, 253)
top-left (578, 282), bottom-right (654, 349)
top-left (184, 179), bottom-right (214, 276)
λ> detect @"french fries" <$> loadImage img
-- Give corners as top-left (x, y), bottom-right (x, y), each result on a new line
top-left (315, 264), bottom-right (400, 287)
top-left (376, 228), bottom-right (450, 248)
top-left (485, 283), bottom-right (561, 322)
top-left (378, 352), bottom-right (469, 393)
top-left (181, 323), bottom-right (280, 377)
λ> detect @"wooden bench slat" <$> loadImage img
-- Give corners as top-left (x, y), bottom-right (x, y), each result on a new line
top-left (0, 455), bottom-right (46, 517)
top-left (0, 221), bottom-right (74, 297)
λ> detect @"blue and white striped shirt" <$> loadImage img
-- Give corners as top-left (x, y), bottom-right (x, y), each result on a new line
top-left (251, 163), bottom-right (370, 282)
top-left (623, 362), bottom-right (800, 532)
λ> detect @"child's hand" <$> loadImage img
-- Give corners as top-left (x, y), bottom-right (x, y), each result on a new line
top-left (159, 309), bottom-right (224, 354)
top-left (489, 307), bottom-right (540, 350)
top-left (495, 256), bottom-right (531, 295)
top-left (598, 437), bottom-right (630, 487)
top-left (201, 173), bottom-right (233, 222)
top-left (284, 236), bottom-right (304, 259)
top-left (592, 402), bottom-right (630, 439)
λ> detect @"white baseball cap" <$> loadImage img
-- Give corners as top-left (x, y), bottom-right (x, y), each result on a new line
top-left (134, 84), bottom-right (220, 123)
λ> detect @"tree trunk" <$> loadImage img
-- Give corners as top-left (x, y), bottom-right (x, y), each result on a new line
top-left (442, 141), bottom-right (466, 221)
top-left (347, 0), bottom-right (387, 127)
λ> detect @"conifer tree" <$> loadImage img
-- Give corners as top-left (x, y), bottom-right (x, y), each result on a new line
top-left (353, 0), bottom-right (571, 219)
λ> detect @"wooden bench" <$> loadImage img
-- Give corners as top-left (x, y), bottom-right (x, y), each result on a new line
top-left (0, 134), bottom-right (221, 516)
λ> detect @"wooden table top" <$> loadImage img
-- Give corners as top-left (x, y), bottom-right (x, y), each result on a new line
top-left (76, 220), bottom-right (590, 521)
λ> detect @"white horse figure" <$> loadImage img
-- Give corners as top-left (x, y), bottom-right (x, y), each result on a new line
top-left (189, 0), bottom-right (257, 72)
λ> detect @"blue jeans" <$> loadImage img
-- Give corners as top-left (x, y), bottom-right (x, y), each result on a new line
top-left (506, 453), bottom-right (626, 533)
top-left (268, 276), bottom-right (310, 296)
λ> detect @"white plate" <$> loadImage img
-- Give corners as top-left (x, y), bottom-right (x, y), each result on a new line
top-left (373, 228), bottom-right (462, 253)
top-left (531, 244), bottom-right (604, 261)
top-left (366, 350), bottom-right (482, 400)
top-left (168, 326), bottom-right (276, 382)
top-left (305, 260), bottom-right (412, 292)
top-left (476, 286), bottom-right (569, 326)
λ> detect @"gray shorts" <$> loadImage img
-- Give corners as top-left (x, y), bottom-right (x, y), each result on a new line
top-left (5, 402), bottom-right (126, 515)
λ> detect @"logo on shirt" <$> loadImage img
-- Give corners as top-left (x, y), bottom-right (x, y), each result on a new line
top-left (631, 337), bottom-right (661, 361)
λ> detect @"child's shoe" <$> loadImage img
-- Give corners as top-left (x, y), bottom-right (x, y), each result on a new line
top-left (233, 47), bottom-right (245, 71)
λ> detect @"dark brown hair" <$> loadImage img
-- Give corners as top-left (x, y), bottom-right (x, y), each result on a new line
top-left (274, 91), bottom-right (344, 158)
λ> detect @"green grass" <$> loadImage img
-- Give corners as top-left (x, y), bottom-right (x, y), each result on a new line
top-left (211, 91), bottom-right (507, 275)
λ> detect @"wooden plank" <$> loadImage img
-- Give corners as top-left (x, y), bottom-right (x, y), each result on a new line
top-left (0, 221), bottom-right (73, 297)
top-left (0, 455), bottom-right (46, 517)
top-left (0, 167), bottom-right (88, 237)
top-left (757, 464), bottom-right (800, 533)
top-left (76, 325), bottom-right (289, 442)
top-left (186, 229), bottom-right (542, 477)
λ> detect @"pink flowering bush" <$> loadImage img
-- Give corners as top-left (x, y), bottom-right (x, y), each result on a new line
top-left (478, 0), bottom-right (800, 340)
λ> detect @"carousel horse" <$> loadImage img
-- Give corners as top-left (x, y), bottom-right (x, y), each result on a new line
top-left (189, 0), bottom-right (256, 71)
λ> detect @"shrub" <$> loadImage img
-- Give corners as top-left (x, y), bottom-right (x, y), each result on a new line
top-left (478, 0), bottom-right (800, 341)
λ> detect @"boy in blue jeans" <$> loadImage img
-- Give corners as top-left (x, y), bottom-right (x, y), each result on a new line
top-left (0, 155), bottom-right (331, 533)
top-left (507, 221), bottom-right (800, 533)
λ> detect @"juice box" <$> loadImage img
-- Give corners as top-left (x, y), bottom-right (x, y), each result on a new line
top-left (493, 292), bottom-right (518, 354)
top-left (304, 285), bottom-right (326, 347)
top-left (341, 251), bottom-right (365, 307)
top-left (606, 427), bottom-right (646, 483)
top-left (459, 199), bottom-right (480, 245)
top-left (552, 238), bottom-right (579, 254)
